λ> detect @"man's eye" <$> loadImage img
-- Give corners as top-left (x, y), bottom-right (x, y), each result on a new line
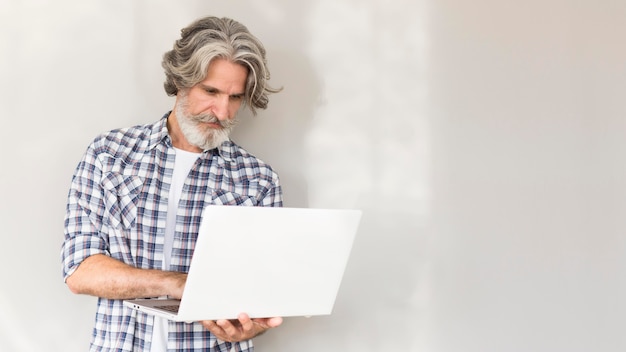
top-left (231, 95), bottom-right (244, 101)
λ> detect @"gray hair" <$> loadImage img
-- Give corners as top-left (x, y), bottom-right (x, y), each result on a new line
top-left (162, 16), bottom-right (281, 114)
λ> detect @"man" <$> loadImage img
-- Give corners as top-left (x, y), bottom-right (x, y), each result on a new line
top-left (61, 16), bottom-right (283, 351)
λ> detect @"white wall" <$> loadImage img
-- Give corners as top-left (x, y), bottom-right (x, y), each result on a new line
top-left (0, 0), bottom-right (624, 351)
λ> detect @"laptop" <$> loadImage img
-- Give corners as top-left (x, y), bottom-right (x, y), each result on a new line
top-left (124, 205), bottom-right (362, 321)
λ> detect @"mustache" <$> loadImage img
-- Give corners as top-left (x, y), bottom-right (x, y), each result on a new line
top-left (190, 113), bottom-right (238, 129)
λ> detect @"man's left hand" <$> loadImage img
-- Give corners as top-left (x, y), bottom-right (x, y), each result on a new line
top-left (200, 313), bottom-right (283, 342)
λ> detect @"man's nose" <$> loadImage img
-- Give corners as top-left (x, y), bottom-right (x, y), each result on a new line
top-left (212, 95), bottom-right (230, 121)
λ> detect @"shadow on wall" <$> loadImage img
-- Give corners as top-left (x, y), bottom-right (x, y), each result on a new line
top-left (230, 3), bottom-right (320, 209)
top-left (231, 45), bottom-right (319, 208)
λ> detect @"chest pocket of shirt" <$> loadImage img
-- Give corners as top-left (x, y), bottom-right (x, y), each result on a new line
top-left (211, 189), bottom-right (258, 206)
top-left (100, 173), bottom-right (143, 229)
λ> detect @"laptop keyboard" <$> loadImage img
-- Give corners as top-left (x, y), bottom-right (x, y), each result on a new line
top-left (156, 305), bottom-right (180, 313)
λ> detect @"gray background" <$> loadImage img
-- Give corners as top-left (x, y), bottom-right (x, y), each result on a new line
top-left (1, 0), bottom-right (624, 351)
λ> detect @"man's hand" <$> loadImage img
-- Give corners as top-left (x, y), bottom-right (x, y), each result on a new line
top-left (200, 313), bottom-right (283, 342)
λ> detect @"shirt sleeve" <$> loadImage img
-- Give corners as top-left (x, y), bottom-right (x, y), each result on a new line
top-left (259, 175), bottom-right (283, 207)
top-left (61, 143), bottom-right (110, 282)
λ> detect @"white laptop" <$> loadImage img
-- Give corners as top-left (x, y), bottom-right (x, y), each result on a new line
top-left (124, 205), bottom-right (362, 321)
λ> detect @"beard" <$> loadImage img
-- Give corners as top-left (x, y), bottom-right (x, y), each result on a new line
top-left (174, 93), bottom-right (239, 151)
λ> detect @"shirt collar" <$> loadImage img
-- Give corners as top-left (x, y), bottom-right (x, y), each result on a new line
top-left (148, 112), bottom-right (236, 163)
top-left (147, 113), bottom-right (171, 150)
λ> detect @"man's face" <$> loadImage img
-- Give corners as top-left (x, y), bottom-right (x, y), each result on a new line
top-left (174, 58), bottom-right (248, 151)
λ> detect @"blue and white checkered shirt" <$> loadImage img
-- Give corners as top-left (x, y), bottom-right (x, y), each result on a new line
top-left (61, 114), bottom-right (282, 351)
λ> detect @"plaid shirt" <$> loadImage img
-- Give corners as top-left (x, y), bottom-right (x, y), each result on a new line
top-left (61, 114), bottom-right (282, 351)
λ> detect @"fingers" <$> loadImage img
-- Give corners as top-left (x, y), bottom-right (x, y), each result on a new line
top-left (199, 315), bottom-right (255, 342)
top-left (265, 316), bottom-right (283, 328)
top-left (200, 320), bottom-right (223, 337)
top-left (216, 317), bottom-right (247, 339)
top-left (199, 314), bottom-right (283, 342)
top-left (252, 316), bottom-right (283, 328)
top-left (237, 313), bottom-right (254, 331)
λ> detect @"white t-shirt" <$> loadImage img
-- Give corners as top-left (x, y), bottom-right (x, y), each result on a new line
top-left (150, 147), bottom-right (201, 352)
